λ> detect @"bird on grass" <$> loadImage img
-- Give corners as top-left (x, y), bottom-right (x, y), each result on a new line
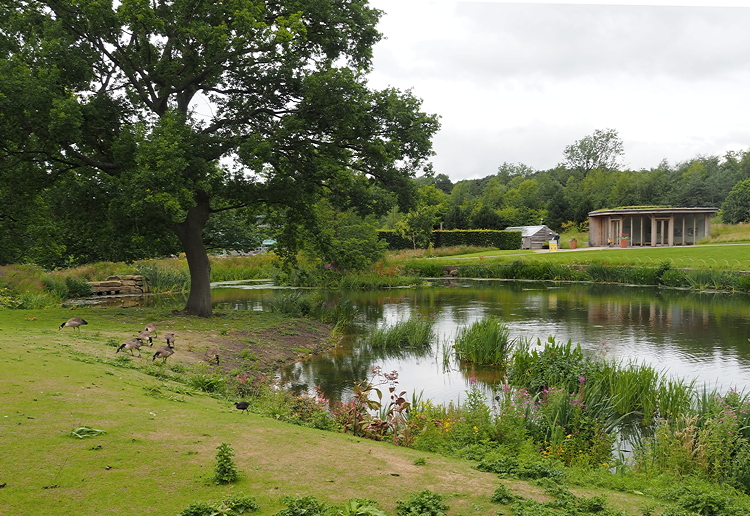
top-left (144, 322), bottom-right (158, 334)
top-left (59, 318), bottom-right (88, 331)
top-left (116, 338), bottom-right (145, 357)
top-left (137, 330), bottom-right (154, 346)
top-left (163, 332), bottom-right (175, 347)
top-left (234, 401), bottom-right (250, 414)
top-left (152, 341), bottom-right (174, 363)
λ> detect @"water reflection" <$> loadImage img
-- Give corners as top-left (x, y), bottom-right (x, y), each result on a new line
top-left (279, 280), bottom-right (750, 404)
top-left (84, 279), bottom-right (750, 404)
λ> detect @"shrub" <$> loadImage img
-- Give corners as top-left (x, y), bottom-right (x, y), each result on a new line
top-left (214, 443), bottom-right (239, 484)
top-left (395, 490), bottom-right (448, 516)
top-left (179, 495), bottom-right (259, 516)
top-left (274, 496), bottom-right (330, 516)
top-left (189, 374), bottom-right (226, 394)
top-left (490, 484), bottom-right (520, 504)
top-left (65, 275), bottom-right (93, 298)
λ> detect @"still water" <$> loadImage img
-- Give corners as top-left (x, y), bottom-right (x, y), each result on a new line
top-left (210, 279), bottom-right (750, 405)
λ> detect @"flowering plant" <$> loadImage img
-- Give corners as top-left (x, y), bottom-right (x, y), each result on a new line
top-left (619, 233), bottom-right (629, 240)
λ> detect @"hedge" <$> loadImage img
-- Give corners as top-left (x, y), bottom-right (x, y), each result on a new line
top-left (377, 230), bottom-right (522, 251)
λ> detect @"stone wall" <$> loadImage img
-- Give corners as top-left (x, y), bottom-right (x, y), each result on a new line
top-left (89, 275), bottom-right (148, 296)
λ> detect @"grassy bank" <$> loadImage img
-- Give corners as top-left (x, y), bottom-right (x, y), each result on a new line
top-left (0, 307), bottom-right (652, 516)
top-left (4, 307), bottom-right (750, 515)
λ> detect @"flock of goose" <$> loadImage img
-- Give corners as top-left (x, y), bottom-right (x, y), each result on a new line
top-left (59, 317), bottom-right (250, 412)
top-left (119, 322), bottom-right (176, 362)
top-left (59, 318), bottom-right (175, 362)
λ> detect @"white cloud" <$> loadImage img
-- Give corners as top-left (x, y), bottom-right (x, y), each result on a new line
top-left (367, 1), bottom-right (750, 180)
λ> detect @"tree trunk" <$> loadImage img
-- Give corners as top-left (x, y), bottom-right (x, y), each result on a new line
top-left (174, 191), bottom-right (212, 317)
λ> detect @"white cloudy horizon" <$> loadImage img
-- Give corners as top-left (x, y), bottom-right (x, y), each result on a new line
top-left (366, 1), bottom-right (750, 181)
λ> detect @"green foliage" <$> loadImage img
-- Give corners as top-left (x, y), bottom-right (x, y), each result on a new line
top-left (179, 495), bottom-right (259, 516)
top-left (378, 229), bottom-right (523, 250)
top-left (510, 337), bottom-right (589, 393)
top-left (661, 481), bottom-right (750, 516)
top-left (395, 490), bottom-right (448, 516)
top-left (304, 202), bottom-right (388, 271)
top-left (42, 275), bottom-right (93, 300)
top-left (1, 0), bottom-right (439, 316)
top-left (134, 262), bottom-right (190, 293)
top-left (490, 483), bottom-right (520, 504)
top-left (378, 230), bottom-right (414, 250)
top-left (721, 179), bottom-right (750, 224)
top-left (476, 455), bottom-right (565, 481)
top-left (68, 426), bottom-right (106, 439)
top-left (434, 230), bottom-right (522, 250)
top-left (337, 499), bottom-right (387, 516)
top-left (214, 443), bottom-right (239, 485)
top-left (365, 316), bottom-right (435, 350)
top-left (454, 316), bottom-right (513, 365)
top-left (400, 259), bottom-right (446, 277)
top-left (188, 374), bottom-right (226, 394)
top-left (274, 496), bottom-right (330, 516)
top-left (563, 128), bottom-right (624, 177)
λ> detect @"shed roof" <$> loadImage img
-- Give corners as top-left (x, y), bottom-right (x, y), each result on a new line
top-left (505, 225), bottom-right (552, 237)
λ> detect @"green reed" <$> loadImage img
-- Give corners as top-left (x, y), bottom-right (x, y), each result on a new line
top-left (453, 316), bottom-right (513, 366)
top-left (366, 317), bottom-right (435, 350)
top-left (209, 255), bottom-right (276, 281)
top-left (134, 262), bottom-right (191, 293)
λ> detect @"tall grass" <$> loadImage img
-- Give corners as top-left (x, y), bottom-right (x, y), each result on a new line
top-left (134, 262), bottom-right (191, 293)
top-left (365, 316), bottom-right (435, 350)
top-left (453, 316), bottom-right (513, 365)
top-left (263, 291), bottom-right (359, 328)
top-left (209, 255), bottom-right (275, 281)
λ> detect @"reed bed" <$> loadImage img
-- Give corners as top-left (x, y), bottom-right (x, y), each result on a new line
top-left (365, 317), bottom-right (435, 350)
top-left (453, 316), bottom-right (513, 365)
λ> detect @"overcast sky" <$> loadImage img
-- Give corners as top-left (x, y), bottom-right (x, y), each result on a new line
top-left (365, 0), bottom-right (750, 182)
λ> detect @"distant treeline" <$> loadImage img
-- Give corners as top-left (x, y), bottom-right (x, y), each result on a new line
top-left (407, 150), bottom-right (750, 234)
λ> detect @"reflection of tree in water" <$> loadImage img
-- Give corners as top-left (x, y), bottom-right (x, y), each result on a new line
top-left (280, 332), bottom-right (434, 406)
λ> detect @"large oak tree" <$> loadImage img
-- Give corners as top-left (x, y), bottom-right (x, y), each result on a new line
top-left (0, 0), bottom-right (439, 315)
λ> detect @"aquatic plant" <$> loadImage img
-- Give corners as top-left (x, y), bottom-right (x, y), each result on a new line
top-left (366, 316), bottom-right (435, 350)
top-left (453, 316), bottom-right (513, 366)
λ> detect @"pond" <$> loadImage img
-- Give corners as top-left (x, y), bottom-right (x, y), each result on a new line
top-left (209, 279), bottom-right (750, 406)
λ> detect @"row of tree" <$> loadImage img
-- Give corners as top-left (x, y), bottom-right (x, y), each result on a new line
top-left (396, 140), bottom-right (750, 238)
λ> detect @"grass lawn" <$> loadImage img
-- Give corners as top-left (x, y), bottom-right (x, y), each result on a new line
top-left (419, 243), bottom-right (750, 270)
top-left (0, 307), bottom-right (659, 515)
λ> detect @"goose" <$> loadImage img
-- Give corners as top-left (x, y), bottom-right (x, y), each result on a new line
top-left (116, 338), bottom-right (145, 357)
top-left (152, 342), bottom-right (174, 363)
top-left (163, 332), bottom-right (175, 346)
top-left (144, 323), bottom-right (158, 336)
top-left (234, 401), bottom-right (250, 414)
top-left (137, 330), bottom-right (154, 346)
top-left (59, 318), bottom-right (88, 331)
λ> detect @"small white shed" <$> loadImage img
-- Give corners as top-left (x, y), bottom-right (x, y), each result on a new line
top-left (505, 225), bottom-right (558, 250)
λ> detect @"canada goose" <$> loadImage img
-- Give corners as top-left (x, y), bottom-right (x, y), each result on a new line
top-left (137, 330), bottom-right (154, 346)
top-left (116, 338), bottom-right (145, 357)
top-left (152, 342), bottom-right (174, 363)
top-left (59, 318), bottom-right (88, 331)
top-left (144, 323), bottom-right (158, 336)
top-left (163, 332), bottom-right (175, 346)
top-left (234, 401), bottom-right (250, 414)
